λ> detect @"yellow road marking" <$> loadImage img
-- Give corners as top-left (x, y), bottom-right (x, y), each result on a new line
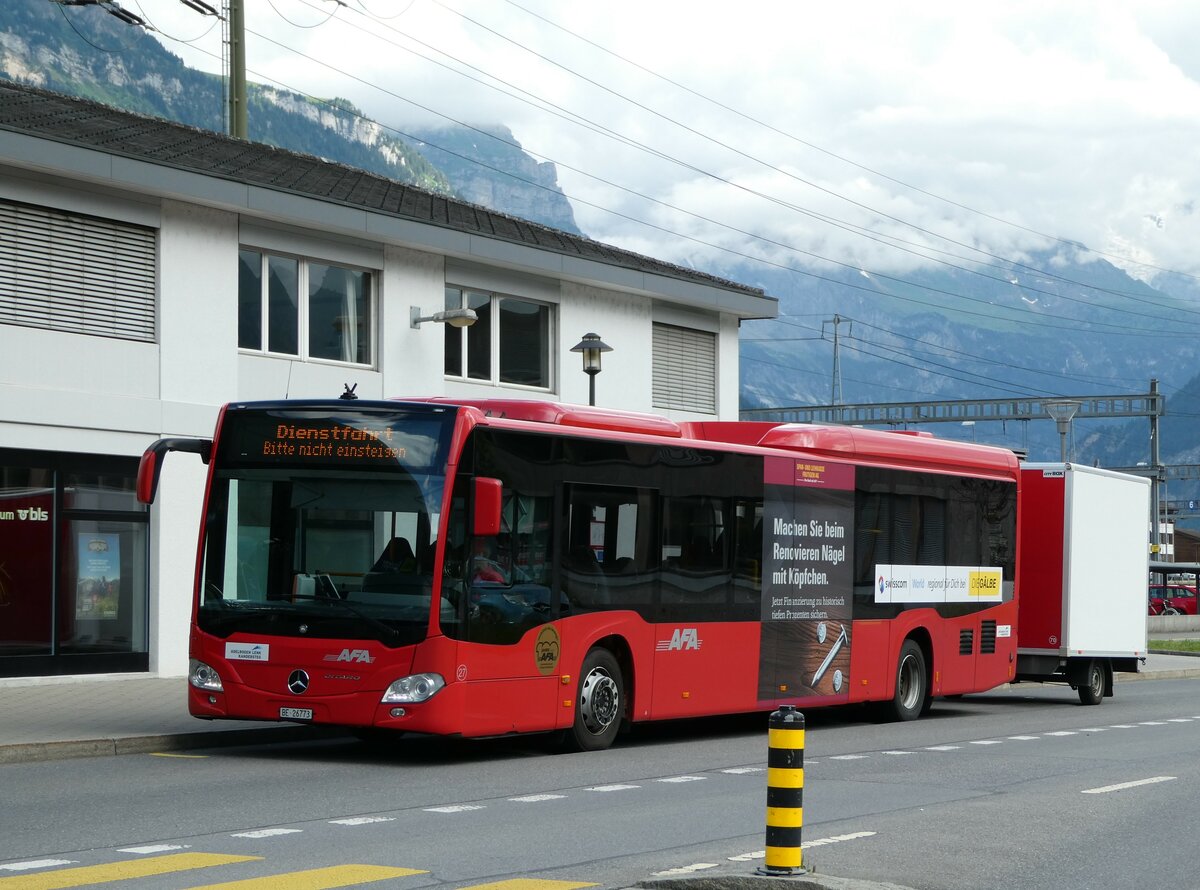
top-left (461, 882), bottom-right (598, 890)
top-left (188, 865), bottom-right (426, 889)
top-left (150, 752), bottom-right (209, 758)
top-left (0, 853), bottom-right (259, 889)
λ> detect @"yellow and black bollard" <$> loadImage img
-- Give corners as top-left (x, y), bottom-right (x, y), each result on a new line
top-left (757, 705), bottom-right (806, 876)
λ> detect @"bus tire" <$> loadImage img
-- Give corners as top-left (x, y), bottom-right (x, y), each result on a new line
top-left (1078, 659), bottom-right (1105, 706)
top-left (567, 648), bottom-right (623, 751)
top-left (886, 639), bottom-right (927, 722)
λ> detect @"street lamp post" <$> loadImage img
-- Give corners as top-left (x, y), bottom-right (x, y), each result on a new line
top-left (1044, 400), bottom-right (1081, 463)
top-left (570, 333), bottom-right (613, 406)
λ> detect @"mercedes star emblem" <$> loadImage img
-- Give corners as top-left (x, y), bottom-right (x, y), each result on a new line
top-left (287, 669), bottom-right (310, 695)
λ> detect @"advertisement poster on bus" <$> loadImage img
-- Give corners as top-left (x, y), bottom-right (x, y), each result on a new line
top-left (75, 533), bottom-right (121, 620)
top-left (758, 456), bottom-right (855, 703)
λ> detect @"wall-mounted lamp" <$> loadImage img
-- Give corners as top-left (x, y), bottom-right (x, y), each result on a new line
top-left (570, 332), bottom-right (613, 406)
top-left (410, 306), bottom-right (478, 329)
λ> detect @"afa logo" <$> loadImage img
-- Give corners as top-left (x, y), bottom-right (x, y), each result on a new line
top-left (324, 648), bottom-right (375, 664)
top-left (535, 625), bottom-right (561, 675)
top-left (656, 627), bottom-right (702, 651)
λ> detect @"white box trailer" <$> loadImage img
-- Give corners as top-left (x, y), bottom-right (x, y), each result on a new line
top-left (1014, 463), bottom-right (1150, 703)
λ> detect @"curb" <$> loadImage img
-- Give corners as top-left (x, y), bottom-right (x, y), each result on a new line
top-left (0, 725), bottom-right (349, 765)
top-left (635, 872), bottom-right (920, 890)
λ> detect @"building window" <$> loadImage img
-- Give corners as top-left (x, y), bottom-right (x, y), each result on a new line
top-left (0, 199), bottom-right (155, 342)
top-left (443, 286), bottom-right (552, 388)
top-left (653, 323), bottom-right (717, 413)
top-left (239, 249), bottom-right (373, 365)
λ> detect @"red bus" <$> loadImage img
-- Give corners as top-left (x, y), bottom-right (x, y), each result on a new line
top-left (138, 396), bottom-right (1019, 751)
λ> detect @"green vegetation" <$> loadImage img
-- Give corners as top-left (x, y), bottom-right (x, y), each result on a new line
top-left (1149, 639), bottom-right (1200, 653)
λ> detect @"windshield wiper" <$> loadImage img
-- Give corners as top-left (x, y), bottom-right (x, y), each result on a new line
top-left (290, 593), bottom-right (402, 643)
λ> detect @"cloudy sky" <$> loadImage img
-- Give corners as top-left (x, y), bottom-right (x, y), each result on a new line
top-left (128, 0), bottom-right (1200, 288)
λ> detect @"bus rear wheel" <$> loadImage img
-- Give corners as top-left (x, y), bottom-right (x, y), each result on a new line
top-left (567, 648), bottom-right (623, 751)
top-left (885, 639), bottom-right (928, 722)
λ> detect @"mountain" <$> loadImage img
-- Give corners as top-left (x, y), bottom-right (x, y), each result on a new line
top-left (0, 0), bottom-right (581, 233)
top-left (725, 246), bottom-right (1200, 485)
top-left (8, 0), bottom-right (1200, 494)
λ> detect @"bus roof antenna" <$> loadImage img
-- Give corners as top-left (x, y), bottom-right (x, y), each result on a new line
top-left (339, 383), bottom-right (358, 400)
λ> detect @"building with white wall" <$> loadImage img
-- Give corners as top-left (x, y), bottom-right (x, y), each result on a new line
top-left (0, 82), bottom-right (776, 680)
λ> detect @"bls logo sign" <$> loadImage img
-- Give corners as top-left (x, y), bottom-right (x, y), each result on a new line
top-left (16, 508), bottom-right (49, 521)
top-left (324, 648), bottom-right (374, 664)
top-left (657, 627), bottom-right (701, 651)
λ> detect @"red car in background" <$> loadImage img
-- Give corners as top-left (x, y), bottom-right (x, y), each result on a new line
top-left (1149, 584), bottom-right (1198, 616)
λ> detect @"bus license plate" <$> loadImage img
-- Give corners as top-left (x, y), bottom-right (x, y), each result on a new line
top-left (279, 707), bottom-right (313, 720)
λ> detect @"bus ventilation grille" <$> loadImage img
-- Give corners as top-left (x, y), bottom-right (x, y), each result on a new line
top-left (959, 628), bottom-right (974, 656)
top-left (980, 620), bottom-right (998, 654)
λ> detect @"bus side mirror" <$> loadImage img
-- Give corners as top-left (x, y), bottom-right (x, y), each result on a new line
top-left (136, 437), bottom-right (212, 504)
top-left (473, 477), bottom-right (503, 537)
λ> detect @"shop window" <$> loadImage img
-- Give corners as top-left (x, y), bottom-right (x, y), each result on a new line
top-left (239, 249), bottom-right (373, 366)
top-left (0, 452), bottom-right (148, 676)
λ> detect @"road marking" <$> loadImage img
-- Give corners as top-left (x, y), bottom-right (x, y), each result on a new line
top-left (0, 860), bottom-right (76, 873)
top-left (0, 853), bottom-right (259, 888)
top-left (1107, 724), bottom-right (1136, 729)
top-left (586, 784), bottom-right (640, 792)
top-left (1083, 776), bottom-right (1176, 794)
top-left (1044, 731), bottom-right (1077, 737)
top-left (925, 745), bottom-right (960, 751)
top-left (970, 740), bottom-right (1003, 745)
top-left (329, 817), bottom-right (395, 826)
top-left (509, 794), bottom-right (567, 803)
top-left (1077, 728), bottom-right (1106, 732)
top-left (830, 754), bottom-right (868, 760)
top-left (424, 805), bottom-right (485, 813)
top-left (652, 863), bottom-right (721, 876)
top-left (188, 864), bottom-right (426, 889)
top-left (726, 831), bottom-right (877, 861)
top-left (722, 767), bottom-right (764, 774)
top-left (231, 829), bottom-right (302, 839)
top-left (656, 776), bottom-right (706, 783)
top-left (1139, 721), bottom-right (1167, 726)
top-left (804, 831), bottom-right (878, 847)
top-left (1167, 719), bottom-right (1192, 723)
top-left (150, 752), bottom-right (208, 759)
top-left (1007, 736), bottom-right (1039, 741)
top-left (882, 750), bottom-right (914, 756)
top-left (118, 845), bottom-right (189, 854)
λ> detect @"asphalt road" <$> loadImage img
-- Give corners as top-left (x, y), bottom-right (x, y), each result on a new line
top-left (2, 679), bottom-right (1197, 890)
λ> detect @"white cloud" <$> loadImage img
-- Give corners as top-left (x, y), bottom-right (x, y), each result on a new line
top-left (136, 0), bottom-right (1200, 282)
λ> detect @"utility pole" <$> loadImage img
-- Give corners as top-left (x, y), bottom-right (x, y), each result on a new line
top-left (224, 0), bottom-right (247, 139)
top-left (823, 315), bottom-right (847, 410)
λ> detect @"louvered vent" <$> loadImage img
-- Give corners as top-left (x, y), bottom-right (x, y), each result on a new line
top-left (0, 200), bottom-right (156, 342)
top-left (959, 628), bottom-right (974, 655)
top-left (980, 620), bottom-right (998, 654)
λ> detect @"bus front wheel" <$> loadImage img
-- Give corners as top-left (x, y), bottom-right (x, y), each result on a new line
top-left (885, 639), bottom-right (928, 722)
top-left (567, 648), bottom-right (623, 752)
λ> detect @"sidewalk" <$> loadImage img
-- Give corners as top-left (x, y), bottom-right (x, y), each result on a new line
top-left (2, 651), bottom-right (1199, 765)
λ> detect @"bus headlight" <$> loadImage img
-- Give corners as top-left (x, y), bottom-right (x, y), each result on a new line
top-left (189, 659), bottom-right (224, 693)
top-left (381, 673), bottom-right (445, 704)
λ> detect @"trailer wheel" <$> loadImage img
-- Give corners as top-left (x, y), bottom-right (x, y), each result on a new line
top-left (1078, 659), bottom-right (1105, 706)
top-left (566, 648), bottom-right (623, 751)
top-left (885, 640), bottom-right (928, 722)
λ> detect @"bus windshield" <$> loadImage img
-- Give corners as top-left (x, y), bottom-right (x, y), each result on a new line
top-left (196, 404), bottom-right (456, 647)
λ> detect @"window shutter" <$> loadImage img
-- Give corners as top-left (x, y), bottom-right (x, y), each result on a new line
top-left (0, 200), bottom-right (156, 342)
top-left (652, 323), bottom-right (717, 413)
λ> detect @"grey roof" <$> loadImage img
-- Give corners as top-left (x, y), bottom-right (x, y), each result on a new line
top-left (0, 81), bottom-right (773, 313)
